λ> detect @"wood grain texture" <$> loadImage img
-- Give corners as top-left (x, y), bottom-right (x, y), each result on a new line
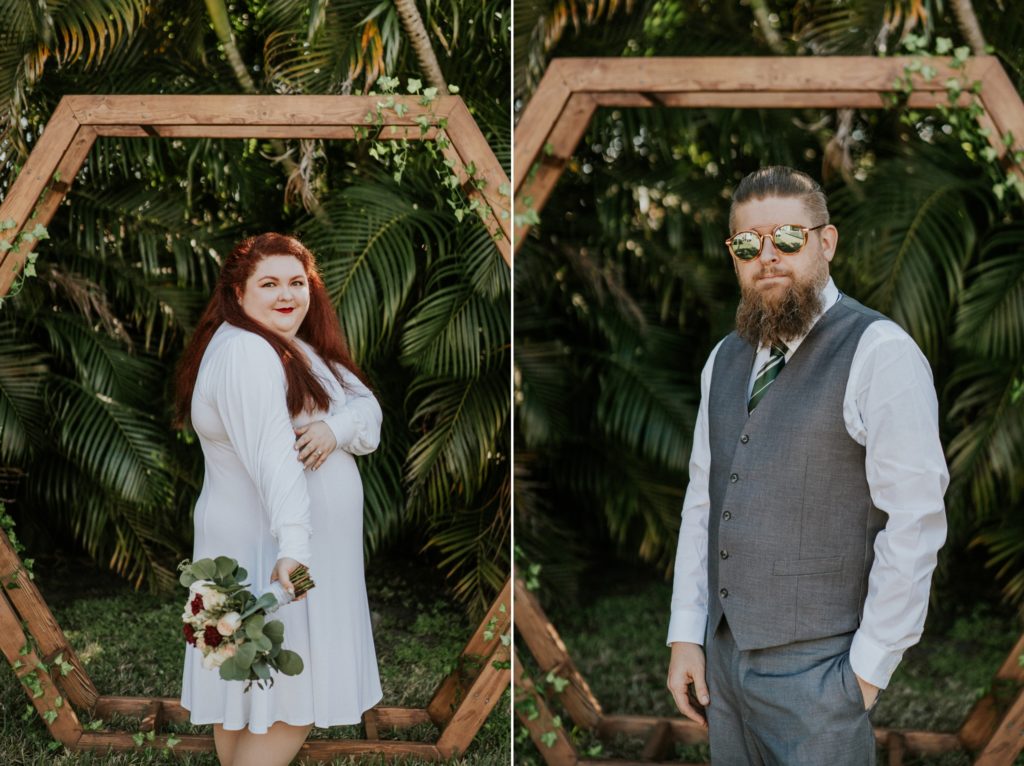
top-left (514, 579), bottom-right (603, 728)
top-left (65, 94), bottom-right (459, 126)
top-left (514, 60), bottom-right (574, 191)
top-left (556, 56), bottom-right (986, 93)
top-left (435, 641), bottom-right (510, 758)
top-left (92, 125), bottom-right (439, 140)
top-left (513, 649), bottom-right (578, 766)
top-left (0, 590), bottom-right (83, 746)
top-left (972, 687), bottom-right (1024, 766)
top-left (0, 532), bottom-right (98, 710)
top-left (428, 579), bottom-right (512, 726)
top-left (597, 714), bottom-right (707, 746)
top-left (443, 100), bottom-right (512, 264)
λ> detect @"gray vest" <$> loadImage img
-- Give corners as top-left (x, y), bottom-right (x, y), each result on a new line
top-left (707, 296), bottom-right (887, 650)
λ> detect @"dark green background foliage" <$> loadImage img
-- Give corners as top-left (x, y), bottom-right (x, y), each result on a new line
top-left (0, 0), bottom-right (510, 614)
top-left (513, 0), bottom-right (1024, 606)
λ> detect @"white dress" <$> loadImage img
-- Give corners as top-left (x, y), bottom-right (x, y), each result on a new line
top-left (180, 322), bottom-right (383, 733)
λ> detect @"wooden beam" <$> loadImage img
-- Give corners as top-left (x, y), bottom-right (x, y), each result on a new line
top-left (443, 99), bottom-right (512, 265)
top-left (0, 99), bottom-right (84, 296)
top-left (65, 94), bottom-right (460, 127)
top-left (959, 630), bottom-right (1024, 750)
top-left (92, 125), bottom-right (439, 140)
top-left (640, 719), bottom-right (675, 761)
top-left (513, 649), bottom-right (578, 766)
top-left (514, 92), bottom-right (598, 245)
top-left (555, 56), bottom-right (985, 94)
top-left (596, 715), bottom-right (706, 746)
top-left (0, 533), bottom-right (98, 710)
top-left (514, 60), bottom-right (574, 191)
top-left (428, 579), bottom-right (512, 726)
top-left (514, 579), bottom-right (603, 729)
top-left (972, 687), bottom-right (1024, 766)
top-left (586, 90), bottom-right (973, 110)
top-left (576, 761), bottom-right (705, 766)
top-left (0, 589), bottom-right (83, 747)
top-left (76, 731), bottom-right (443, 760)
top-left (871, 728), bottom-right (961, 754)
top-left (435, 642), bottom-right (511, 758)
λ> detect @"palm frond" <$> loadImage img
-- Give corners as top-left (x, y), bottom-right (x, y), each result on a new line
top-left (301, 183), bottom-right (449, 360)
top-left (423, 473), bottom-right (510, 614)
top-left (405, 371), bottom-right (508, 511)
top-left (953, 224), bottom-right (1024, 361)
top-left (0, 330), bottom-right (49, 463)
top-left (400, 257), bottom-right (509, 379)
top-left (946, 358), bottom-right (1024, 526)
top-left (48, 378), bottom-right (176, 508)
top-left (51, 0), bottom-right (150, 69)
top-left (832, 155), bottom-right (991, 360)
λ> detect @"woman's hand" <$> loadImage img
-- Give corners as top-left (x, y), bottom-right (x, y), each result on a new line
top-left (294, 421), bottom-right (337, 471)
top-left (270, 557), bottom-right (308, 600)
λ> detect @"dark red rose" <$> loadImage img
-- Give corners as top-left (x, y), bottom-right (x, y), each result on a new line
top-left (203, 626), bottom-right (223, 648)
top-left (183, 624), bottom-right (196, 646)
top-left (190, 593), bottom-right (204, 615)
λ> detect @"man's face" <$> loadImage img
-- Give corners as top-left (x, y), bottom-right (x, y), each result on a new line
top-left (730, 196), bottom-right (839, 347)
top-left (729, 196), bottom-right (837, 300)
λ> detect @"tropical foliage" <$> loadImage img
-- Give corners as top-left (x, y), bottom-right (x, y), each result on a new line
top-left (0, 0), bottom-right (510, 614)
top-left (514, 0), bottom-right (1024, 605)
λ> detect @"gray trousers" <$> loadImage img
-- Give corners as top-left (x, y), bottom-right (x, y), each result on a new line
top-left (705, 617), bottom-right (876, 765)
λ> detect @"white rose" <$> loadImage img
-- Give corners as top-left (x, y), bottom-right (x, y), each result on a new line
top-left (198, 584), bottom-right (227, 611)
top-left (202, 643), bottom-right (237, 670)
top-left (217, 612), bottom-right (242, 636)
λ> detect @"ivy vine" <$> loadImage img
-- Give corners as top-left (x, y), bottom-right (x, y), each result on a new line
top-left (355, 77), bottom-right (510, 239)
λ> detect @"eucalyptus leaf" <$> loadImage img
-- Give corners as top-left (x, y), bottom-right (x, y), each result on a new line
top-left (218, 657), bottom-right (248, 682)
top-left (252, 661), bottom-right (271, 681)
top-left (275, 650), bottom-right (303, 676)
top-left (236, 641), bottom-right (257, 669)
top-left (263, 620), bottom-right (285, 644)
top-left (192, 559), bottom-right (216, 580)
top-left (214, 556), bottom-right (235, 578)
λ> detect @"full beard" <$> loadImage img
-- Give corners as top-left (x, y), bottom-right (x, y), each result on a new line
top-left (734, 263), bottom-right (828, 348)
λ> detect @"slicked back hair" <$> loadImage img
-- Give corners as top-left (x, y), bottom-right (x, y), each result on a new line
top-left (728, 166), bottom-right (830, 232)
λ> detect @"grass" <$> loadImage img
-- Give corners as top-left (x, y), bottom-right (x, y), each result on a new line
top-left (515, 565), bottom-right (1024, 766)
top-left (0, 552), bottom-right (509, 766)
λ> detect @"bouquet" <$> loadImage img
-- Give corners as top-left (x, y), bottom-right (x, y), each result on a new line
top-left (179, 556), bottom-right (315, 690)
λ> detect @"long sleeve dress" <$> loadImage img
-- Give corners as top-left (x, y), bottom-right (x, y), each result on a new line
top-left (180, 322), bottom-right (383, 733)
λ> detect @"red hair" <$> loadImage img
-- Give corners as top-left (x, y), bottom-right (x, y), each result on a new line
top-left (174, 233), bottom-right (367, 426)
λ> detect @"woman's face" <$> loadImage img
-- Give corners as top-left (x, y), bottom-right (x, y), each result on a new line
top-left (239, 255), bottom-right (311, 339)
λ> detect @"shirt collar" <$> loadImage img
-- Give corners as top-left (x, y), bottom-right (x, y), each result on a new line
top-left (757, 276), bottom-right (840, 357)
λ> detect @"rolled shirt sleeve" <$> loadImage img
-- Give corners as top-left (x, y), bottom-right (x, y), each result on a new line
top-left (845, 322), bottom-right (949, 688)
top-left (210, 331), bottom-right (313, 565)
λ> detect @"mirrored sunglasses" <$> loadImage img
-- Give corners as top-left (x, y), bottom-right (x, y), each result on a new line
top-left (725, 223), bottom-right (826, 261)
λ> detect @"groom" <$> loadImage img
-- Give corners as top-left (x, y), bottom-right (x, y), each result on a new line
top-left (665, 166), bottom-right (948, 764)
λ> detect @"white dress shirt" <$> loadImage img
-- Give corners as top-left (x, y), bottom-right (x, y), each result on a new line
top-left (667, 277), bottom-right (949, 689)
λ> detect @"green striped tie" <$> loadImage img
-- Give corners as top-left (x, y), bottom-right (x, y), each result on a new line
top-left (748, 343), bottom-right (788, 413)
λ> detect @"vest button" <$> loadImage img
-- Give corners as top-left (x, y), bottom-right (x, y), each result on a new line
top-left (720, 549), bottom-right (728, 559)
top-left (740, 434), bottom-right (749, 444)
top-left (730, 473), bottom-right (739, 483)
top-left (720, 588), bottom-right (729, 598)
top-left (722, 511), bottom-right (731, 520)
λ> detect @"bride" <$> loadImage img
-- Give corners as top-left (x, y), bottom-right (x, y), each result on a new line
top-left (174, 233), bottom-right (383, 765)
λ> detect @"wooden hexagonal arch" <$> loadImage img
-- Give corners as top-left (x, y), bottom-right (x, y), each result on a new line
top-left (513, 55), bottom-right (1024, 249)
top-left (512, 56), bottom-right (1024, 766)
top-left (0, 94), bottom-right (511, 761)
